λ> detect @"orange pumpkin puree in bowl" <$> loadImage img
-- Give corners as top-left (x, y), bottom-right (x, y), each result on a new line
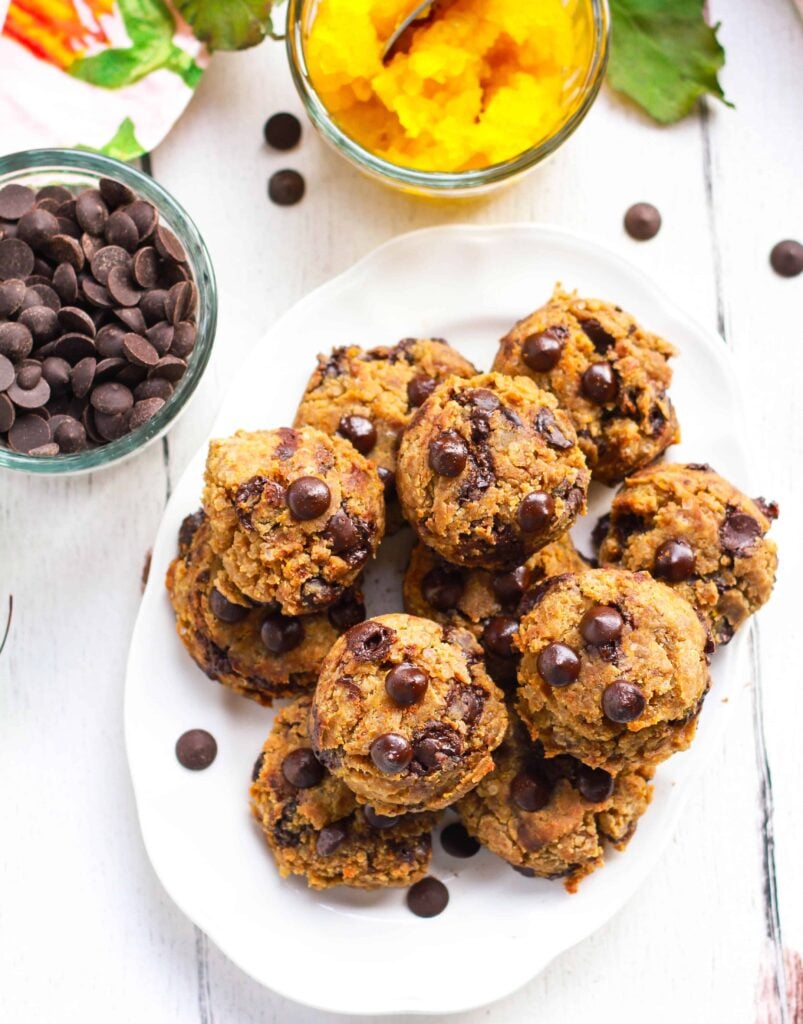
top-left (305, 0), bottom-right (596, 173)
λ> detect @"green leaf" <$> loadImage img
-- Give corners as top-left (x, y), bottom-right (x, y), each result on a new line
top-left (69, 46), bottom-right (172, 88)
top-left (80, 117), bottom-right (146, 161)
top-left (175, 0), bottom-right (276, 50)
top-left (116, 0), bottom-right (175, 47)
top-left (608, 0), bottom-right (731, 124)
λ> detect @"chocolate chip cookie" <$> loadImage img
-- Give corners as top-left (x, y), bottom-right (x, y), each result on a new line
top-left (396, 373), bottom-right (590, 569)
top-left (294, 338), bottom-right (477, 527)
top-left (458, 717), bottom-right (653, 891)
top-left (166, 511), bottom-right (366, 705)
top-left (516, 569), bottom-right (710, 771)
top-left (202, 426), bottom-right (384, 615)
top-left (492, 287), bottom-right (679, 484)
top-left (310, 613), bottom-right (508, 815)
top-left (597, 462), bottom-right (779, 646)
top-left (403, 535), bottom-right (586, 687)
top-left (250, 695), bottom-right (438, 889)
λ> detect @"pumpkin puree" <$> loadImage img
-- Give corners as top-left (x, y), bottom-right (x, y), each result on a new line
top-left (305, 0), bottom-right (594, 173)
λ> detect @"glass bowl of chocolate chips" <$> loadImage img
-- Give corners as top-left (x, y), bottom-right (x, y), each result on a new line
top-left (0, 149), bottom-right (217, 474)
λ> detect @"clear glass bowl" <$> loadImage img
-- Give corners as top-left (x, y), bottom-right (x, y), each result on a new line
top-left (286, 0), bottom-right (610, 197)
top-left (0, 149), bottom-right (217, 475)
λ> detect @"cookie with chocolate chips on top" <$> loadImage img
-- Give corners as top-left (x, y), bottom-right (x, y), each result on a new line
top-left (458, 715), bottom-right (653, 891)
top-left (310, 613), bottom-right (507, 815)
top-left (597, 462), bottom-right (778, 647)
top-left (250, 695), bottom-right (438, 889)
top-left (403, 535), bottom-right (586, 688)
top-left (202, 426), bottom-right (384, 616)
top-left (492, 286), bottom-right (679, 484)
top-left (396, 372), bottom-right (589, 570)
top-left (516, 568), bottom-right (710, 772)
top-left (294, 338), bottom-right (476, 529)
top-left (166, 511), bottom-right (366, 705)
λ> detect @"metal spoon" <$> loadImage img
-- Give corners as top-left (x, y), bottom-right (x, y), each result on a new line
top-left (382, 0), bottom-right (445, 63)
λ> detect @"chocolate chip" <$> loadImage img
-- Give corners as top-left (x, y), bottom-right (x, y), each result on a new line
top-left (70, 357), bottom-right (96, 399)
top-left (99, 178), bottom-right (136, 209)
top-left (282, 748), bottom-right (324, 788)
top-left (90, 245), bottom-right (130, 285)
top-left (575, 764), bottom-right (615, 802)
top-left (134, 377), bottom-right (173, 402)
top-left (18, 304), bottom-right (60, 344)
top-left (537, 642), bottom-right (581, 687)
top-left (105, 210), bottom-right (139, 251)
top-left (251, 751), bottom-right (265, 782)
top-left (602, 680), bottom-right (646, 723)
top-left (209, 587), bottom-right (249, 623)
top-left (411, 724), bottom-right (461, 773)
top-left (337, 414), bottom-right (376, 454)
top-left (582, 363), bottom-right (618, 404)
top-left (74, 189), bottom-right (108, 235)
top-left (346, 620), bottom-right (395, 661)
top-left (122, 333), bottom-right (159, 368)
top-left (81, 278), bottom-right (112, 309)
top-left (261, 613), bottom-right (304, 653)
top-left (264, 112), bottom-right (302, 150)
top-left (428, 430), bottom-right (468, 477)
top-left (0, 279), bottom-right (25, 316)
top-left (624, 202), bottom-right (661, 241)
top-left (57, 305), bottom-right (96, 337)
top-left (407, 375), bottom-right (436, 407)
top-left (42, 356), bottom-right (71, 392)
top-left (140, 288), bottom-right (167, 324)
top-left (654, 538), bottom-right (696, 581)
top-left (53, 417), bottom-right (86, 453)
top-left (107, 265), bottom-right (142, 307)
top-left (90, 381), bottom-right (133, 416)
top-left (465, 387), bottom-right (500, 413)
top-left (321, 510), bottom-right (357, 554)
top-left (126, 200), bottom-right (158, 240)
top-left (6, 377), bottom-right (50, 409)
top-left (517, 491), bottom-right (555, 533)
top-left (754, 497), bottom-right (779, 522)
top-left (364, 805), bottom-right (400, 829)
top-left (491, 566), bottom-right (530, 607)
top-left (581, 318), bottom-right (616, 354)
top-left (422, 566), bottom-right (464, 611)
top-left (0, 322), bottom-right (33, 361)
top-left (0, 355), bottom-right (14, 392)
top-left (407, 876), bottom-right (449, 918)
top-left (0, 238), bottom-right (34, 279)
top-left (286, 476), bottom-right (331, 520)
top-left (482, 616), bottom-right (519, 659)
top-left (522, 326), bottom-right (566, 371)
top-left (52, 262), bottom-right (78, 304)
top-left (510, 769), bottom-right (551, 812)
top-left (385, 663), bottom-right (428, 705)
top-left (0, 394), bottom-right (14, 433)
top-left (17, 210), bottom-right (59, 251)
top-left (47, 234), bottom-right (85, 271)
top-left (327, 590), bottom-right (366, 631)
top-left (316, 821), bottom-right (348, 856)
top-left (268, 170), bottom-right (306, 206)
top-left (148, 355), bottom-right (187, 382)
top-left (370, 733), bottom-right (413, 774)
top-left (175, 728), bottom-right (217, 770)
top-left (15, 361), bottom-right (42, 389)
top-left (170, 321), bottom-right (196, 358)
top-left (0, 184), bottom-right (35, 220)
top-left (440, 822), bottom-right (480, 858)
top-left (534, 407), bottom-right (573, 450)
top-left (770, 239), bottom-right (803, 278)
top-left (720, 508), bottom-right (761, 556)
top-left (580, 605), bottom-right (623, 645)
top-left (377, 466), bottom-right (395, 497)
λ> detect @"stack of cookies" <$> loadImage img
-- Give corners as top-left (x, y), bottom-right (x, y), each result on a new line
top-left (167, 289), bottom-right (778, 899)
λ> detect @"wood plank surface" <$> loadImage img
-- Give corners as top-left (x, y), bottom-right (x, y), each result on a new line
top-left (0, 1), bottom-right (799, 1021)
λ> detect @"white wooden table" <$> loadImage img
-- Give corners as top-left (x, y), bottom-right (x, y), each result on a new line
top-left (1, 3), bottom-right (801, 1021)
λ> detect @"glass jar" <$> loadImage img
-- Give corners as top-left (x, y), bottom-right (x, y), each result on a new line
top-left (0, 148), bottom-right (217, 475)
top-left (286, 0), bottom-right (610, 197)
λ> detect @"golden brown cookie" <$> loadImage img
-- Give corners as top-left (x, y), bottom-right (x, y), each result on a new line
top-left (492, 286), bottom-right (679, 484)
top-left (310, 613), bottom-right (508, 815)
top-left (202, 426), bottom-right (384, 615)
top-left (166, 511), bottom-right (366, 706)
top-left (250, 695), bottom-right (438, 889)
top-left (516, 569), bottom-right (710, 771)
top-left (458, 717), bottom-right (653, 891)
top-left (402, 536), bottom-right (586, 687)
top-left (294, 338), bottom-right (477, 520)
top-left (396, 373), bottom-right (590, 569)
top-left (597, 462), bottom-right (778, 646)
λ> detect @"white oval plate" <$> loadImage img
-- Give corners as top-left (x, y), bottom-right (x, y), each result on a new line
top-left (126, 224), bottom-right (750, 1016)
